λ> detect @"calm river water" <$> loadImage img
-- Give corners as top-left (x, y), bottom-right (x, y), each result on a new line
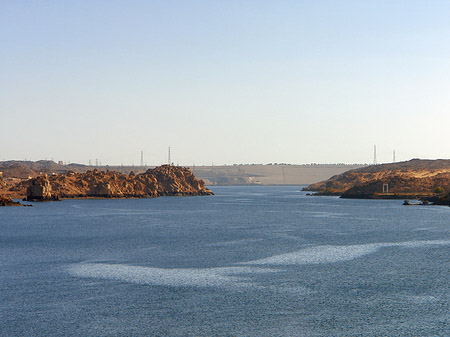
top-left (1, 186), bottom-right (449, 336)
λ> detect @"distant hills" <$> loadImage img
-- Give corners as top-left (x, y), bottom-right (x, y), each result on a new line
top-left (184, 164), bottom-right (366, 185)
top-left (0, 160), bottom-right (366, 185)
top-left (0, 160), bottom-right (87, 178)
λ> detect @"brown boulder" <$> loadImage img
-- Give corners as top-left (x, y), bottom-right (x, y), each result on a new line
top-left (88, 182), bottom-right (112, 197)
top-left (26, 176), bottom-right (59, 201)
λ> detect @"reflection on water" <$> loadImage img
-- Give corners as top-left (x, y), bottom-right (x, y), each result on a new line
top-left (243, 239), bottom-right (450, 265)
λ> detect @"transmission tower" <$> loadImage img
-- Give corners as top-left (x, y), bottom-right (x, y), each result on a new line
top-left (168, 147), bottom-right (171, 165)
top-left (373, 145), bottom-right (377, 165)
top-left (140, 150), bottom-right (144, 167)
top-left (393, 150), bottom-right (396, 163)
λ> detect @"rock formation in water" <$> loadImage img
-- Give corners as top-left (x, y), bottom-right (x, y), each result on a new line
top-left (25, 165), bottom-right (213, 201)
top-left (430, 193), bottom-right (450, 206)
top-left (0, 195), bottom-right (22, 206)
top-left (27, 175), bottom-right (58, 201)
top-left (303, 159), bottom-right (450, 200)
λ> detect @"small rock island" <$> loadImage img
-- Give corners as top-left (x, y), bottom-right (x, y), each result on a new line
top-left (0, 195), bottom-right (23, 206)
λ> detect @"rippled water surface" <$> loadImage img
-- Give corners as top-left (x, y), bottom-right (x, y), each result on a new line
top-left (1, 186), bottom-right (449, 336)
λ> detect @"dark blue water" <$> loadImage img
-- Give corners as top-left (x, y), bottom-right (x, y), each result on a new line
top-left (1, 186), bottom-right (449, 336)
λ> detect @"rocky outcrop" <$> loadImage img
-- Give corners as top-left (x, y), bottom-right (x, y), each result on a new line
top-left (304, 159), bottom-right (450, 200)
top-left (429, 193), bottom-right (450, 206)
top-left (0, 195), bottom-right (22, 206)
top-left (149, 165), bottom-right (213, 196)
top-left (87, 181), bottom-right (112, 197)
top-left (27, 176), bottom-right (59, 201)
top-left (25, 165), bottom-right (213, 201)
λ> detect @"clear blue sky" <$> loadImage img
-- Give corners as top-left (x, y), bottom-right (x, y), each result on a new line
top-left (1, 1), bottom-right (449, 165)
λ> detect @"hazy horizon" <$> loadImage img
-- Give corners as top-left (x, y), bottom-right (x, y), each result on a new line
top-left (0, 158), bottom-right (370, 167)
top-left (1, 1), bottom-right (449, 166)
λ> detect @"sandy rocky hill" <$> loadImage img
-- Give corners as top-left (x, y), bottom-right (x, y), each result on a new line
top-left (0, 165), bottom-right (213, 204)
top-left (304, 159), bottom-right (450, 204)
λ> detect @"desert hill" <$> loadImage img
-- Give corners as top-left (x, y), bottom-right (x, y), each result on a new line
top-left (304, 159), bottom-right (450, 203)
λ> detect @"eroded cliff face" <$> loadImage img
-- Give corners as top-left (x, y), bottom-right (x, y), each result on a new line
top-left (304, 159), bottom-right (450, 199)
top-left (27, 176), bottom-right (56, 201)
top-left (26, 165), bottom-right (213, 201)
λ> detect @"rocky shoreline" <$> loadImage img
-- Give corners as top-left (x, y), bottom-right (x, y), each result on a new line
top-left (1, 165), bottom-right (213, 203)
top-left (0, 195), bottom-right (26, 206)
top-left (304, 159), bottom-right (450, 206)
